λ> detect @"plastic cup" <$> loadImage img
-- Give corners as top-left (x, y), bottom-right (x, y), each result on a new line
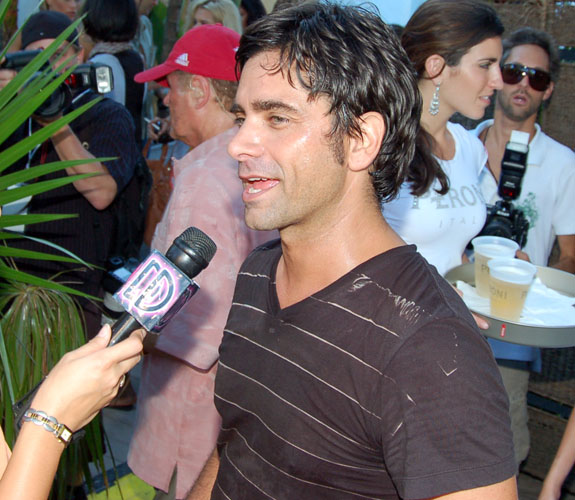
top-left (472, 236), bottom-right (519, 297)
top-left (487, 258), bottom-right (537, 322)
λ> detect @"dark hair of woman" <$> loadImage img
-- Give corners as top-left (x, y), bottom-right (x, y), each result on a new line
top-left (82, 0), bottom-right (139, 42)
top-left (401, 0), bottom-right (504, 196)
top-left (240, 0), bottom-right (267, 27)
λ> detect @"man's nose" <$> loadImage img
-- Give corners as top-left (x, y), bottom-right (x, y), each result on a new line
top-left (228, 121), bottom-right (264, 160)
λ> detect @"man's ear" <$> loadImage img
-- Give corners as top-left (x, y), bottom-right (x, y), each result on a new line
top-left (424, 54), bottom-right (446, 83)
top-left (190, 75), bottom-right (210, 108)
top-left (542, 80), bottom-right (554, 103)
top-left (347, 112), bottom-right (385, 172)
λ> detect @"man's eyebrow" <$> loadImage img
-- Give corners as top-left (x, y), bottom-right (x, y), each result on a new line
top-left (230, 100), bottom-right (300, 115)
top-left (252, 99), bottom-right (299, 114)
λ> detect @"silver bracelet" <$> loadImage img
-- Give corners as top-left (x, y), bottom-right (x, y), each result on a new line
top-left (22, 408), bottom-right (73, 447)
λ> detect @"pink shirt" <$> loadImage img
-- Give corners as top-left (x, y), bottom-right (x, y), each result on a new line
top-left (128, 128), bottom-right (272, 498)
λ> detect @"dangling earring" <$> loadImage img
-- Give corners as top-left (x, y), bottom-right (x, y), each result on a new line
top-left (429, 83), bottom-right (440, 116)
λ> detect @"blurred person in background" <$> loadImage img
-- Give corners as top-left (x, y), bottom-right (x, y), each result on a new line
top-left (133, 0), bottom-right (159, 70)
top-left (179, 0), bottom-right (242, 36)
top-left (381, 0), bottom-right (504, 278)
top-left (151, 0), bottom-right (242, 141)
top-left (41, 0), bottom-right (79, 20)
top-left (0, 11), bottom-right (139, 340)
top-left (7, 0), bottom-right (80, 51)
top-left (475, 27), bottom-right (575, 468)
top-left (81, 0), bottom-right (145, 143)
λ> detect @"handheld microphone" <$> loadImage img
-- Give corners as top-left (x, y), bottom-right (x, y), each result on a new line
top-left (108, 227), bottom-right (217, 346)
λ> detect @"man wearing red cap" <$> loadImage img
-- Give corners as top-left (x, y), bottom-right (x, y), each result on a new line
top-left (127, 24), bottom-right (271, 499)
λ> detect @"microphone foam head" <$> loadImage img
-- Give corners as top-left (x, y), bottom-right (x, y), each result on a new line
top-left (179, 227), bottom-right (217, 263)
top-left (165, 227), bottom-right (218, 279)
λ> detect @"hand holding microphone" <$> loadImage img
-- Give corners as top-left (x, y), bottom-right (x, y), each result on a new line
top-left (108, 227), bottom-right (217, 346)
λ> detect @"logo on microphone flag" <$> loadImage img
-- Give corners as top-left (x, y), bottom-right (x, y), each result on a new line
top-left (113, 250), bottom-right (199, 332)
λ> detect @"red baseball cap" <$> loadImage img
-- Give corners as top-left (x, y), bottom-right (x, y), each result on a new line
top-left (134, 24), bottom-right (240, 86)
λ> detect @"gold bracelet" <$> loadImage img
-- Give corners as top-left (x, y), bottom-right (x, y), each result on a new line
top-left (22, 409), bottom-right (73, 447)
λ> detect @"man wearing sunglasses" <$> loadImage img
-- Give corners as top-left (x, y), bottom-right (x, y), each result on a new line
top-left (475, 27), bottom-right (575, 467)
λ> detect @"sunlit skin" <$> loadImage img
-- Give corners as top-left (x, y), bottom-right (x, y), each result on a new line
top-left (163, 72), bottom-right (202, 147)
top-left (228, 50), bottom-right (402, 309)
top-left (420, 36), bottom-right (503, 161)
top-left (438, 36), bottom-right (504, 121)
top-left (193, 7), bottom-right (217, 26)
top-left (496, 44), bottom-right (554, 124)
top-left (228, 52), bottom-right (354, 239)
top-left (45, 0), bottom-right (79, 20)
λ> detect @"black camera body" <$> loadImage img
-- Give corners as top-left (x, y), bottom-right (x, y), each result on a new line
top-left (483, 199), bottom-right (530, 248)
top-left (479, 130), bottom-right (530, 247)
top-left (1, 49), bottom-right (113, 118)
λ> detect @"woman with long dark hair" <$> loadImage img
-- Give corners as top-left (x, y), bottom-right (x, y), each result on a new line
top-left (382, 0), bottom-right (504, 276)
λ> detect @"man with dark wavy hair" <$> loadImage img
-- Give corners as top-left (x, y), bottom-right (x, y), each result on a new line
top-left (188, 3), bottom-right (517, 499)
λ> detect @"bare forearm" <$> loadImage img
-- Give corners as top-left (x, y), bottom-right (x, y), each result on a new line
top-left (0, 424), bottom-right (65, 499)
top-left (187, 448), bottom-right (219, 499)
top-left (539, 410), bottom-right (575, 499)
top-left (50, 125), bottom-right (117, 209)
top-left (552, 236), bottom-right (575, 274)
top-left (551, 256), bottom-right (575, 274)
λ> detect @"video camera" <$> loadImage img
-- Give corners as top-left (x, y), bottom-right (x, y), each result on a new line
top-left (479, 130), bottom-right (530, 247)
top-left (0, 49), bottom-right (114, 119)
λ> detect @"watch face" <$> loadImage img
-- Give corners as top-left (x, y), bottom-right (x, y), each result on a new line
top-left (59, 427), bottom-right (73, 444)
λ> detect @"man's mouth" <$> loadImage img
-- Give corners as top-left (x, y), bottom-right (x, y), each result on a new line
top-left (511, 92), bottom-right (529, 105)
top-left (244, 177), bottom-right (280, 196)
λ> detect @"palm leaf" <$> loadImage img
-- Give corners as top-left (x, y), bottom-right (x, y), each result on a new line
top-left (0, 214), bottom-right (77, 229)
top-left (0, 263), bottom-right (96, 299)
top-left (0, 5), bottom-right (117, 496)
top-left (0, 247), bottom-right (86, 264)
top-left (0, 235), bottom-right (94, 268)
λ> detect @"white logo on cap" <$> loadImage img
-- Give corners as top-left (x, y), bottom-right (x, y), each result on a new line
top-left (175, 53), bottom-right (189, 67)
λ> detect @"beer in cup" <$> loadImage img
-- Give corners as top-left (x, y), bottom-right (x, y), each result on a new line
top-left (471, 236), bottom-right (519, 297)
top-left (487, 258), bottom-right (537, 322)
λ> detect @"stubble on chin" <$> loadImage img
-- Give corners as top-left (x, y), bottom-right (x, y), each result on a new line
top-left (497, 91), bottom-right (540, 122)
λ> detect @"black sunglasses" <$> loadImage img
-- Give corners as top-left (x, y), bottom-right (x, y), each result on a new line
top-left (501, 63), bottom-right (551, 92)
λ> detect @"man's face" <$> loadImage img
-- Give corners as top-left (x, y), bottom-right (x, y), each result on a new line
top-left (163, 72), bottom-right (201, 147)
top-left (228, 51), bottom-right (349, 234)
top-left (45, 0), bottom-right (78, 20)
top-left (25, 38), bottom-right (81, 71)
top-left (497, 44), bottom-right (554, 123)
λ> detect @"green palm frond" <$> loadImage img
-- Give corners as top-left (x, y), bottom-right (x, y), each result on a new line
top-left (0, 3), bottom-right (116, 496)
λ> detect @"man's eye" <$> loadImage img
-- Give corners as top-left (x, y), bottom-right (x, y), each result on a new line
top-left (234, 116), bottom-right (245, 126)
top-left (270, 116), bottom-right (288, 125)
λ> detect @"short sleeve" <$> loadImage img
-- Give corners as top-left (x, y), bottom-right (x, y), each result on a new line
top-left (379, 316), bottom-right (516, 499)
